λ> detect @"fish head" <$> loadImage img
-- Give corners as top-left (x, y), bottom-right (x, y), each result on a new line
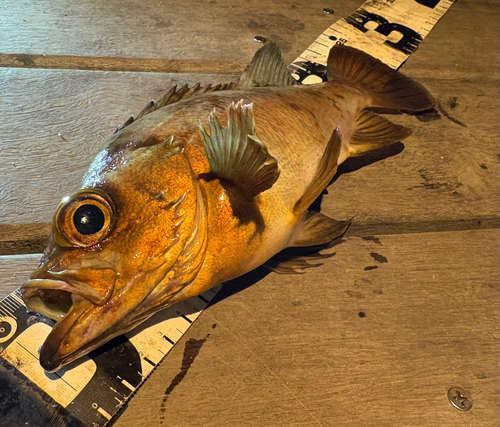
top-left (22, 138), bottom-right (205, 372)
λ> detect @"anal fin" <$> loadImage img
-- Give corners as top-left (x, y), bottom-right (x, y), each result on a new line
top-left (350, 111), bottom-right (412, 156)
top-left (291, 211), bottom-right (350, 248)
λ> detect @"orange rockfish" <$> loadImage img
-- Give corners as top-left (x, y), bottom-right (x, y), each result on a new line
top-left (22, 43), bottom-right (434, 372)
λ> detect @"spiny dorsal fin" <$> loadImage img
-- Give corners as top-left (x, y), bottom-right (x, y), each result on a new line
top-left (237, 42), bottom-right (298, 88)
top-left (294, 128), bottom-right (342, 213)
top-left (115, 81), bottom-right (237, 134)
top-left (350, 110), bottom-right (412, 156)
top-left (198, 100), bottom-right (280, 198)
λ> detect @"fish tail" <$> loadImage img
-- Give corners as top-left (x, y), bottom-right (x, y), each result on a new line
top-left (327, 45), bottom-right (435, 112)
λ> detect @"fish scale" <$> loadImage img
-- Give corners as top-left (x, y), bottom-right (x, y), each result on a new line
top-left (0, 0), bottom-right (455, 425)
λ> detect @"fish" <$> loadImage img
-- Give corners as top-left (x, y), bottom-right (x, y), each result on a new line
top-left (21, 43), bottom-right (435, 372)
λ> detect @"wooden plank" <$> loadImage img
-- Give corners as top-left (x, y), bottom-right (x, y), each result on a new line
top-left (0, 64), bottom-right (497, 247)
top-left (2, 229), bottom-right (495, 425)
top-left (0, 68), bottom-right (233, 229)
top-left (0, 0), bottom-right (364, 64)
top-left (1, 0), bottom-right (498, 255)
top-left (0, 254), bottom-right (40, 299)
top-left (0, 53), bottom-right (246, 75)
top-left (112, 229), bottom-right (499, 427)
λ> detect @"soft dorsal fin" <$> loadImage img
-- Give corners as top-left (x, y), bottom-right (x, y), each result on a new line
top-left (198, 100), bottom-right (280, 198)
top-left (237, 42), bottom-right (298, 88)
top-left (115, 82), bottom-right (236, 134)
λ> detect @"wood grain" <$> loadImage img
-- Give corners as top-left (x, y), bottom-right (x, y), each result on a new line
top-left (0, 0), bottom-right (498, 252)
top-left (0, 254), bottom-right (41, 299)
top-left (0, 0), bottom-right (498, 425)
top-left (0, 53), bottom-right (246, 75)
top-left (0, 69), bottom-right (233, 228)
top-left (80, 229), bottom-right (499, 426)
top-left (1, 230), bottom-right (497, 426)
top-left (0, 67), bottom-right (497, 238)
top-left (0, 0), bottom-right (363, 64)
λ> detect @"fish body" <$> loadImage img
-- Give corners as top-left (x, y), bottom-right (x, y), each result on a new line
top-left (22, 44), bottom-right (435, 371)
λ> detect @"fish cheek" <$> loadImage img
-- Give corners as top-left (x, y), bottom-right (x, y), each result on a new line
top-left (108, 187), bottom-right (194, 284)
top-left (96, 147), bottom-right (197, 288)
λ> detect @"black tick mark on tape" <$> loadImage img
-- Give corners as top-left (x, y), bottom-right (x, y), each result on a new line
top-left (345, 9), bottom-right (423, 54)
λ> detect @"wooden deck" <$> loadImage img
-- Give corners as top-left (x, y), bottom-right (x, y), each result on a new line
top-left (0, 0), bottom-right (498, 426)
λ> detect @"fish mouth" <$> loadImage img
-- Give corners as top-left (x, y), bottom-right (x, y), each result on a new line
top-left (22, 278), bottom-right (112, 319)
top-left (21, 270), bottom-right (116, 372)
top-left (39, 295), bottom-right (92, 372)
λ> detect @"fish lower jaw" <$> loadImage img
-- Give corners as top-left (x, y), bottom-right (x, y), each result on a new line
top-left (38, 295), bottom-right (93, 372)
top-left (40, 318), bottom-right (134, 373)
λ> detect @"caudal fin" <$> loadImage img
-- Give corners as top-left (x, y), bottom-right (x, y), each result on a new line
top-left (327, 45), bottom-right (435, 112)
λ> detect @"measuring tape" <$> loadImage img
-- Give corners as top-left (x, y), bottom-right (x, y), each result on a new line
top-left (289, 0), bottom-right (455, 83)
top-left (0, 1), bottom-right (455, 426)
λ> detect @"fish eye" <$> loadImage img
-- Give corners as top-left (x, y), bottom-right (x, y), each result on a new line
top-left (55, 190), bottom-right (115, 247)
top-left (73, 204), bottom-right (106, 235)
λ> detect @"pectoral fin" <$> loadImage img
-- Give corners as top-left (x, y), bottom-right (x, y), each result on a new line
top-left (199, 100), bottom-right (280, 198)
top-left (291, 211), bottom-right (350, 248)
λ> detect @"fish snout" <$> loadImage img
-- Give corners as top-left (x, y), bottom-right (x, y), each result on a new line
top-left (21, 267), bottom-right (117, 372)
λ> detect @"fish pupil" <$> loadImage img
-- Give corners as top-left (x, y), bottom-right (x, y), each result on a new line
top-left (73, 204), bottom-right (105, 235)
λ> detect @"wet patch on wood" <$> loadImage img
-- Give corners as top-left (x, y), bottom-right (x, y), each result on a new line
top-left (159, 336), bottom-right (209, 421)
top-left (370, 252), bottom-right (388, 263)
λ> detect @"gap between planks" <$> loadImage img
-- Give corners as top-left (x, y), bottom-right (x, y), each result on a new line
top-left (1, 216), bottom-right (498, 256)
top-left (0, 53), bottom-right (246, 75)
